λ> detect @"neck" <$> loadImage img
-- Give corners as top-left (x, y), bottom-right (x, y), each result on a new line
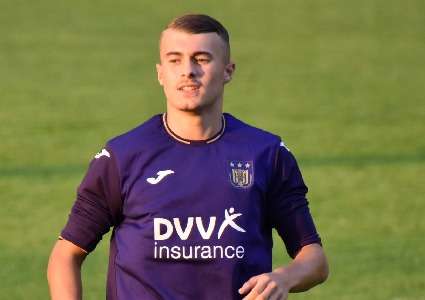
top-left (165, 106), bottom-right (223, 141)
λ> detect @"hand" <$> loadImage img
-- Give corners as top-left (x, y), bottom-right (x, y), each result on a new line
top-left (238, 271), bottom-right (290, 300)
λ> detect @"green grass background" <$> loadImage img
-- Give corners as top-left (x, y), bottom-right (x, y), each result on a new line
top-left (1, 0), bottom-right (424, 299)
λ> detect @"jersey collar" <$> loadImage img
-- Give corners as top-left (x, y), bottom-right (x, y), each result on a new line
top-left (162, 113), bottom-right (226, 145)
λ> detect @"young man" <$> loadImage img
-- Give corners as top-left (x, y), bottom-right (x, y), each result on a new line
top-left (47, 14), bottom-right (328, 300)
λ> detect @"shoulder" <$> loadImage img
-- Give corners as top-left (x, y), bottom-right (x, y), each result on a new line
top-left (224, 113), bottom-right (284, 149)
top-left (101, 114), bottom-right (170, 171)
top-left (106, 114), bottom-right (165, 153)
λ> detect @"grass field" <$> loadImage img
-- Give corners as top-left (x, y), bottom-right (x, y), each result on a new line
top-left (1, 0), bottom-right (424, 299)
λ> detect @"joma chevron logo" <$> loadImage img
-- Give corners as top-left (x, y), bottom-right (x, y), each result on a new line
top-left (147, 170), bottom-right (175, 184)
top-left (94, 149), bottom-right (110, 159)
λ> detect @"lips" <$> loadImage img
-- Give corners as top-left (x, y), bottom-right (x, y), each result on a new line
top-left (177, 82), bottom-right (201, 91)
top-left (177, 83), bottom-right (201, 97)
top-left (180, 86), bottom-right (199, 91)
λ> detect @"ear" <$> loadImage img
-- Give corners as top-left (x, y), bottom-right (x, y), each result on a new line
top-left (156, 63), bottom-right (163, 86)
top-left (224, 62), bottom-right (235, 84)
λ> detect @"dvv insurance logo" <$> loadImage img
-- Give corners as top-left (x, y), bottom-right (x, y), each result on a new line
top-left (153, 207), bottom-right (246, 260)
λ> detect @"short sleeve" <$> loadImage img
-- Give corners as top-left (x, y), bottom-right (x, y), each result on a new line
top-left (267, 142), bottom-right (321, 258)
top-left (60, 146), bottom-right (123, 252)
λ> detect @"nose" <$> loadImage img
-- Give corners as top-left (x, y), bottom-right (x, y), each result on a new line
top-left (181, 59), bottom-right (197, 78)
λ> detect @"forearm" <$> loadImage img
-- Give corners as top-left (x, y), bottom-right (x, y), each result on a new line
top-left (275, 243), bottom-right (329, 292)
top-left (47, 240), bottom-right (86, 300)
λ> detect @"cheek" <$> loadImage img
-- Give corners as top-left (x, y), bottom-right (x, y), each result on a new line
top-left (161, 70), bottom-right (178, 87)
top-left (204, 67), bottom-right (225, 86)
top-left (163, 84), bottom-right (177, 99)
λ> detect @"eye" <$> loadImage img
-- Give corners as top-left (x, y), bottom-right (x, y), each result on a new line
top-left (168, 58), bottom-right (180, 64)
top-left (195, 57), bottom-right (210, 64)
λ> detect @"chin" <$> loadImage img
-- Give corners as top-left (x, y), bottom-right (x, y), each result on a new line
top-left (168, 94), bottom-right (218, 113)
top-left (175, 98), bottom-right (208, 112)
top-left (177, 104), bottom-right (204, 113)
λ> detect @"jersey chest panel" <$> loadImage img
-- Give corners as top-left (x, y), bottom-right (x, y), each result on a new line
top-left (114, 143), bottom-right (273, 263)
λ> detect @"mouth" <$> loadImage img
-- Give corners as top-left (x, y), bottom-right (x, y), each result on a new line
top-left (177, 83), bottom-right (201, 97)
top-left (177, 83), bottom-right (201, 91)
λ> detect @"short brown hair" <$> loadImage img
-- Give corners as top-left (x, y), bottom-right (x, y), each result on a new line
top-left (163, 14), bottom-right (231, 62)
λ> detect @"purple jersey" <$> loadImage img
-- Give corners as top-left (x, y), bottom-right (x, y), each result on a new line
top-left (61, 113), bottom-right (321, 300)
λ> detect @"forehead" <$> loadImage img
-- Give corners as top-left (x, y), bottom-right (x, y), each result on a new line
top-left (159, 29), bottom-right (226, 56)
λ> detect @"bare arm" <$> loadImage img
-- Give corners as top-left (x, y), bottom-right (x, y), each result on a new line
top-left (239, 243), bottom-right (329, 299)
top-left (47, 239), bottom-right (88, 300)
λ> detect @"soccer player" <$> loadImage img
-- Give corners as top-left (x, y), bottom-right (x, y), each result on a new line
top-left (47, 14), bottom-right (328, 300)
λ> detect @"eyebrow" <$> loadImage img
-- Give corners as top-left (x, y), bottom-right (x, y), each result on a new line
top-left (165, 51), bottom-right (213, 57)
top-left (165, 51), bottom-right (182, 57)
top-left (193, 51), bottom-right (213, 57)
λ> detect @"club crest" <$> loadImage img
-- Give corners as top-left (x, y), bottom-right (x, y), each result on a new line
top-left (227, 160), bottom-right (254, 188)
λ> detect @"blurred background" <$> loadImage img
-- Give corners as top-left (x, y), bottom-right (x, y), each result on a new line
top-left (1, 0), bottom-right (424, 299)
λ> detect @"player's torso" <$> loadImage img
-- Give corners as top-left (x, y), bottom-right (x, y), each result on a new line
top-left (111, 139), bottom-right (275, 299)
